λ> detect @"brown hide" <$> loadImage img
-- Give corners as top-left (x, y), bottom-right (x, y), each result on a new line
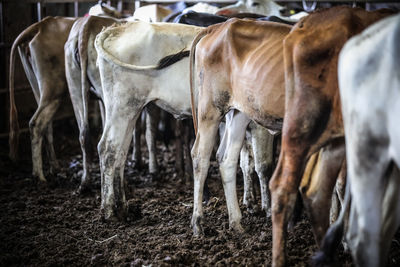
top-left (269, 6), bottom-right (395, 267)
top-left (190, 18), bottom-right (291, 236)
top-left (193, 19), bottom-right (291, 131)
top-left (9, 17), bottom-right (76, 181)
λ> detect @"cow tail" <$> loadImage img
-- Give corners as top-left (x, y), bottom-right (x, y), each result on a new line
top-left (189, 30), bottom-right (208, 135)
top-left (78, 16), bottom-right (93, 160)
top-left (312, 179), bottom-right (351, 267)
top-left (9, 18), bottom-right (45, 161)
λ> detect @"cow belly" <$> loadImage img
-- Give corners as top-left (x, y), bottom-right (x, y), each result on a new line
top-left (111, 58), bottom-right (193, 118)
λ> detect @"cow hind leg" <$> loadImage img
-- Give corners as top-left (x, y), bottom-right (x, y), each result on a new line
top-left (269, 150), bottom-right (304, 267)
top-left (347, 146), bottom-right (395, 267)
top-left (30, 98), bottom-right (61, 182)
top-left (300, 142), bottom-right (345, 246)
top-left (98, 106), bottom-right (140, 221)
top-left (191, 111), bottom-right (220, 236)
top-left (44, 122), bottom-right (60, 173)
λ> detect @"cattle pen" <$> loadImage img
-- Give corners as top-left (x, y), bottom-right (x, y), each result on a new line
top-left (1, 0), bottom-right (400, 266)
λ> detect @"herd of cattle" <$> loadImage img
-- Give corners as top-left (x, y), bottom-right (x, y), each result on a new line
top-left (7, 0), bottom-right (400, 266)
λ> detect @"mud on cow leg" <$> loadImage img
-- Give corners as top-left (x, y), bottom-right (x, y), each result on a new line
top-left (269, 151), bottom-right (303, 267)
top-left (44, 122), bottom-right (60, 173)
top-left (217, 111), bottom-right (249, 232)
top-left (98, 110), bottom-right (139, 221)
top-left (240, 140), bottom-right (257, 213)
top-left (251, 124), bottom-right (275, 217)
top-left (30, 98), bottom-right (62, 183)
top-left (131, 117), bottom-right (143, 169)
top-left (183, 120), bottom-right (194, 181)
top-left (191, 115), bottom-right (220, 236)
top-left (77, 125), bottom-right (93, 193)
top-left (174, 120), bottom-right (185, 182)
top-left (145, 105), bottom-right (159, 176)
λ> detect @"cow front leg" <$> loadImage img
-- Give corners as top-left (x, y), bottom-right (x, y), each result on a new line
top-left (218, 111), bottom-right (250, 232)
top-left (145, 105), bottom-right (159, 176)
top-left (191, 117), bottom-right (220, 236)
top-left (98, 110), bottom-right (139, 221)
top-left (251, 124), bottom-right (275, 217)
top-left (174, 120), bottom-right (185, 182)
top-left (240, 138), bottom-right (256, 213)
top-left (183, 120), bottom-right (194, 181)
top-left (30, 98), bottom-right (61, 182)
top-left (131, 116), bottom-right (143, 169)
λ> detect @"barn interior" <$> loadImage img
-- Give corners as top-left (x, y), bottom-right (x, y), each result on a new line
top-left (1, 0), bottom-right (400, 266)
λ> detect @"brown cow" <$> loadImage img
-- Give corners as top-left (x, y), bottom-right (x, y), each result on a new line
top-left (190, 19), bottom-right (291, 234)
top-left (9, 16), bottom-right (77, 182)
top-left (269, 6), bottom-right (395, 267)
top-left (190, 17), bottom-right (347, 244)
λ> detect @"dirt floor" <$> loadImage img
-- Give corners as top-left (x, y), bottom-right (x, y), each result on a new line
top-left (1, 122), bottom-right (399, 266)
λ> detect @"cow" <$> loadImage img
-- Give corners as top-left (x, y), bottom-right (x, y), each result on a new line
top-left (189, 19), bottom-right (291, 234)
top-left (315, 13), bottom-right (400, 267)
top-left (65, 15), bottom-right (118, 192)
top-left (66, 14), bottom-right (197, 192)
top-left (131, 4), bottom-right (172, 22)
top-left (267, 6), bottom-right (395, 267)
top-left (9, 16), bottom-right (77, 182)
top-left (216, 0), bottom-right (284, 17)
top-left (88, 0), bottom-right (123, 18)
top-left (174, 10), bottom-right (296, 27)
top-left (94, 21), bottom-right (204, 220)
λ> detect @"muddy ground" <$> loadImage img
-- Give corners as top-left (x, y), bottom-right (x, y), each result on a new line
top-left (0, 122), bottom-right (399, 266)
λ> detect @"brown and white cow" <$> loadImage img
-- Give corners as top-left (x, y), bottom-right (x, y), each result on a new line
top-left (268, 6), bottom-right (395, 267)
top-left (9, 16), bottom-right (77, 182)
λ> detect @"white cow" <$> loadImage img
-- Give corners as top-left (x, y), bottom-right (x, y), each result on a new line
top-left (65, 15), bottom-right (165, 192)
top-left (339, 13), bottom-right (400, 267)
top-left (131, 4), bottom-right (172, 22)
top-left (88, 0), bottom-right (123, 18)
top-left (94, 21), bottom-right (203, 219)
top-left (184, 2), bottom-right (220, 14)
top-left (217, 0), bottom-right (284, 16)
top-left (316, 13), bottom-right (400, 267)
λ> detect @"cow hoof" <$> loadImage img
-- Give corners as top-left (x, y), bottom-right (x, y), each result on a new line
top-left (147, 172), bottom-right (159, 182)
top-left (130, 159), bottom-right (144, 170)
top-left (77, 184), bottom-right (91, 195)
top-left (245, 203), bottom-right (258, 214)
top-left (34, 172), bottom-right (47, 183)
top-left (230, 222), bottom-right (244, 233)
top-left (49, 161), bottom-right (60, 174)
top-left (100, 207), bottom-right (119, 222)
top-left (264, 208), bottom-right (272, 218)
top-left (191, 216), bottom-right (204, 236)
top-left (36, 178), bottom-right (48, 190)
